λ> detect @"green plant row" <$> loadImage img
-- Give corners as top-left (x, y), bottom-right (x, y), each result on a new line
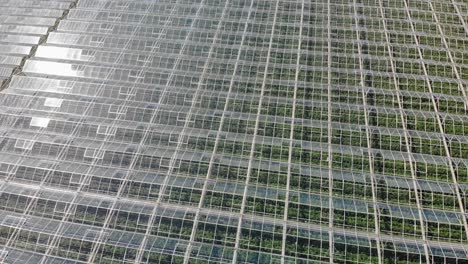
top-left (177, 160), bottom-right (463, 212)
top-left (1, 184), bottom-right (461, 245)
top-left (0, 198), bottom-right (195, 244)
top-left (22, 142), bottom-right (461, 208)
top-left (216, 111), bottom-right (468, 138)
top-left (289, 203), bottom-right (466, 242)
top-left (201, 64), bottom-right (464, 99)
top-left (12, 137), bottom-right (468, 207)
top-left (210, 89), bottom-right (465, 116)
top-left (0, 225), bottom-right (186, 263)
top-left (0, 194), bottom-right (463, 263)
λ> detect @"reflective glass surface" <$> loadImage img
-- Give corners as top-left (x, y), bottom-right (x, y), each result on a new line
top-left (0, 0), bottom-right (467, 263)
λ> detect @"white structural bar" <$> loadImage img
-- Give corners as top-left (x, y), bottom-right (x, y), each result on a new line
top-left (231, 0), bottom-right (280, 263)
top-left (182, 0), bottom-right (255, 263)
top-left (326, 0), bottom-right (334, 263)
top-left (280, 0), bottom-right (304, 263)
top-left (377, 1), bottom-right (431, 263)
top-left (129, 1), bottom-right (208, 263)
top-left (407, 0), bottom-right (468, 241)
top-left (427, 1), bottom-right (468, 110)
top-left (33, 1), bottom-right (183, 263)
top-left (351, 1), bottom-right (383, 263)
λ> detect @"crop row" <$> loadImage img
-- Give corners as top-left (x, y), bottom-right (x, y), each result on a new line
top-left (10, 109), bottom-right (467, 179)
top-left (0, 208), bottom-right (461, 264)
top-left (220, 92), bottom-right (466, 117)
top-left (2, 179), bottom-right (465, 244)
top-left (8, 140), bottom-right (467, 210)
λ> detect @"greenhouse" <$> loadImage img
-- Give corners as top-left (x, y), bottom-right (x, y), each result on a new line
top-left (0, 0), bottom-right (467, 263)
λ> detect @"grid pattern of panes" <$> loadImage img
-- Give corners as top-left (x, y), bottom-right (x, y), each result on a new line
top-left (0, 0), bottom-right (75, 86)
top-left (0, 0), bottom-right (467, 263)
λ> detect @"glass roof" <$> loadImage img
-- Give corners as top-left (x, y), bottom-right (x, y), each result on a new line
top-left (0, 0), bottom-right (467, 263)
